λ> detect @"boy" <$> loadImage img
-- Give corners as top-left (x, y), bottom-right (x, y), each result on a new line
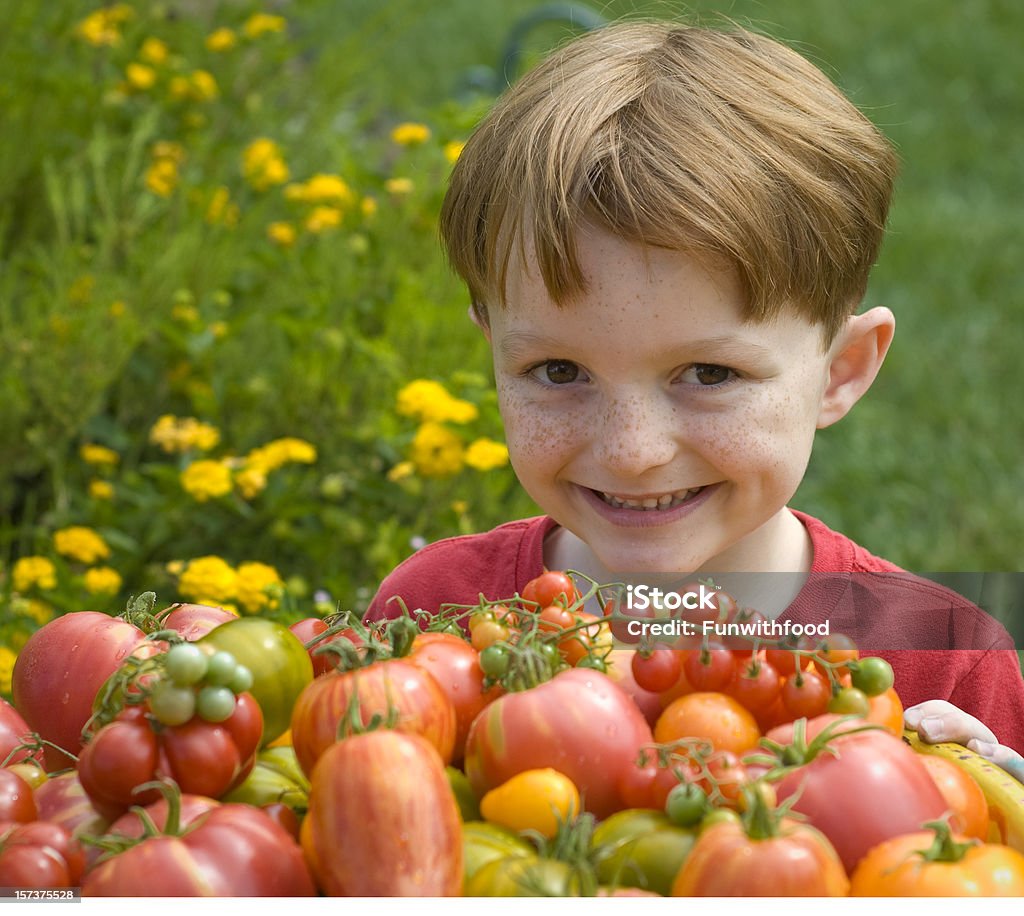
top-left (365, 20), bottom-right (1024, 760)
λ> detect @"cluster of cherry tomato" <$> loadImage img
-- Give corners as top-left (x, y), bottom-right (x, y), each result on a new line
top-left (147, 642), bottom-right (255, 726)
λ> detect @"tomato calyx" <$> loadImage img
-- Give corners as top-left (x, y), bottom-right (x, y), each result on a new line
top-left (80, 778), bottom-right (187, 864)
top-left (912, 818), bottom-right (982, 864)
top-left (524, 811), bottom-right (601, 897)
top-left (745, 715), bottom-right (887, 778)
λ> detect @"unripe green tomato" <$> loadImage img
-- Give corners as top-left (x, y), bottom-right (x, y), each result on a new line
top-left (164, 643), bottom-right (209, 686)
top-left (149, 681), bottom-right (197, 726)
top-left (205, 651), bottom-right (238, 687)
top-left (197, 685), bottom-right (236, 722)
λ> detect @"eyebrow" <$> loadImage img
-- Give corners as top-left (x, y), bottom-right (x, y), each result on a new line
top-left (498, 332), bottom-right (774, 361)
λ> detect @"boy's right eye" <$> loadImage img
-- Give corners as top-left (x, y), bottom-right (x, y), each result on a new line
top-left (530, 360), bottom-right (585, 385)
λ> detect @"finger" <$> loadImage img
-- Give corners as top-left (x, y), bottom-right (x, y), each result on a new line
top-left (916, 712), bottom-right (997, 746)
top-left (903, 700), bottom-right (955, 730)
top-left (968, 740), bottom-right (1024, 783)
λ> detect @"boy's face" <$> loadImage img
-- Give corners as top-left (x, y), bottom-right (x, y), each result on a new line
top-left (481, 224), bottom-right (850, 576)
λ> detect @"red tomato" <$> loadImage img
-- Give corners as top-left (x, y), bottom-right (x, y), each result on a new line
top-left (77, 695), bottom-right (262, 820)
top-left (464, 668), bottom-right (654, 818)
top-left (12, 611), bottom-right (148, 770)
top-left (726, 655), bottom-right (781, 713)
top-left (672, 816), bottom-right (848, 896)
top-left (0, 821), bottom-right (85, 888)
top-left (766, 714), bottom-right (948, 872)
top-left (160, 603), bottom-right (237, 641)
top-left (521, 571), bottom-right (578, 609)
top-left (302, 730), bottom-right (462, 895)
top-left (33, 771), bottom-right (108, 838)
top-left (0, 767), bottom-right (37, 824)
top-left (683, 645), bottom-right (735, 692)
top-left (780, 667), bottom-right (831, 719)
top-left (0, 698), bottom-right (37, 766)
top-left (82, 803), bottom-right (315, 895)
top-left (631, 649), bottom-right (683, 693)
top-left (407, 632), bottom-right (502, 764)
top-left (290, 659), bottom-right (456, 776)
top-left (288, 616), bottom-right (364, 677)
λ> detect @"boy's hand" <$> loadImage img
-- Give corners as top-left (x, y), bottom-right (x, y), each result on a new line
top-left (903, 699), bottom-right (998, 745)
top-left (904, 699), bottom-right (1024, 782)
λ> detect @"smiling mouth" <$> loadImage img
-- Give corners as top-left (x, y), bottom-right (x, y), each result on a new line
top-left (594, 486), bottom-right (705, 511)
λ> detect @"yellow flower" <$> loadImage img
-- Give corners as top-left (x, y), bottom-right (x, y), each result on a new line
top-left (267, 221), bottom-right (296, 247)
top-left (171, 303), bottom-right (199, 324)
top-left (234, 466), bottom-right (267, 500)
top-left (464, 437), bottom-right (510, 471)
top-left (206, 28), bottom-right (237, 52)
top-left (451, 500), bottom-right (469, 514)
top-left (74, 5), bottom-right (133, 47)
top-left (243, 13), bottom-right (287, 39)
top-left (145, 159), bottom-right (179, 197)
top-left (84, 566), bottom-right (123, 596)
top-left (386, 460), bottom-right (415, 482)
top-left (189, 70), bottom-right (219, 102)
top-left (21, 599), bottom-right (55, 626)
top-left (178, 556), bottom-right (237, 604)
top-left (89, 479), bottom-right (115, 500)
top-left (80, 443), bottom-right (119, 466)
top-left (206, 186), bottom-right (239, 226)
top-left (152, 141), bottom-right (186, 164)
top-left (125, 62), bottom-right (157, 91)
top-left (443, 140), bottom-right (466, 164)
top-left (0, 647), bottom-right (16, 695)
top-left (149, 415), bottom-right (220, 453)
top-left (385, 177), bottom-right (414, 195)
top-left (110, 300), bottom-right (127, 318)
top-left (209, 320), bottom-right (228, 338)
top-left (12, 556), bottom-right (57, 592)
top-left (360, 196), bottom-right (378, 219)
top-left (391, 122), bottom-right (431, 146)
top-left (245, 438), bottom-right (318, 474)
top-left (235, 562), bottom-right (283, 613)
top-left (304, 206), bottom-right (341, 234)
top-left (53, 526), bottom-right (111, 564)
top-left (285, 174), bottom-right (354, 207)
top-left (242, 138), bottom-right (289, 191)
top-left (180, 459), bottom-right (233, 502)
top-left (396, 379), bottom-right (478, 424)
top-left (410, 422), bottom-right (465, 477)
top-left (140, 37), bottom-right (169, 65)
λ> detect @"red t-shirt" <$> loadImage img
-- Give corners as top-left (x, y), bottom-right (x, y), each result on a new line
top-left (366, 511), bottom-right (1024, 751)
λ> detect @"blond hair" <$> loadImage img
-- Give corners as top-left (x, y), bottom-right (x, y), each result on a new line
top-left (440, 20), bottom-right (899, 344)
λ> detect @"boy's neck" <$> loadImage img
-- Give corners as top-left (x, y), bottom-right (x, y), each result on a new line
top-left (544, 508), bottom-right (813, 619)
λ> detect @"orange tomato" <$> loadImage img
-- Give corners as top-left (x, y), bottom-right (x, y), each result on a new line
top-left (917, 756), bottom-right (989, 840)
top-left (865, 686), bottom-right (903, 735)
top-left (655, 691), bottom-right (761, 755)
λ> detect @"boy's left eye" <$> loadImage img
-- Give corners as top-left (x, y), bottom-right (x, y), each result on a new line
top-left (681, 364), bottom-right (735, 386)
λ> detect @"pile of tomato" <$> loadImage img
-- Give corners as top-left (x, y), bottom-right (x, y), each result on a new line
top-left (2, 572), bottom-right (1023, 897)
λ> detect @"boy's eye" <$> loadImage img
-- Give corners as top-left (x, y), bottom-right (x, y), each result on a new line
top-left (532, 360), bottom-right (583, 385)
top-left (684, 364), bottom-right (735, 386)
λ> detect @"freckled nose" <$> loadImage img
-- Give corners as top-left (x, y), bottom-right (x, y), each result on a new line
top-left (594, 397), bottom-right (679, 476)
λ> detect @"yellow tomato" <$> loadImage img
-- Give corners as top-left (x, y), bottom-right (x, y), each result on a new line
top-left (480, 768), bottom-right (580, 839)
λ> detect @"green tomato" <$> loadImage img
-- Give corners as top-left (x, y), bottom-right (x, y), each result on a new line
top-left (197, 685), bottom-right (236, 722)
top-left (850, 656), bottom-right (894, 697)
top-left (229, 664), bottom-right (254, 694)
top-left (205, 651), bottom-right (238, 687)
top-left (164, 643), bottom-right (208, 686)
top-left (447, 766), bottom-right (481, 821)
top-left (461, 821), bottom-right (533, 890)
top-left (828, 686), bottom-right (871, 716)
top-left (699, 807), bottom-right (741, 831)
top-left (478, 644), bottom-right (511, 679)
top-left (664, 781), bottom-right (708, 828)
top-left (200, 618), bottom-right (313, 745)
top-left (591, 809), bottom-right (695, 896)
top-left (463, 853), bottom-right (585, 897)
top-left (149, 681), bottom-right (196, 726)
top-left (223, 746), bottom-right (310, 812)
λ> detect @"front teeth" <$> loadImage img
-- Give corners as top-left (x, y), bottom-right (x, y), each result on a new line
top-left (600, 487), bottom-right (703, 510)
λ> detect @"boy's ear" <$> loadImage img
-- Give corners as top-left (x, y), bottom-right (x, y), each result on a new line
top-left (816, 306), bottom-right (896, 429)
top-left (469, 302), bottom-right (491, 341)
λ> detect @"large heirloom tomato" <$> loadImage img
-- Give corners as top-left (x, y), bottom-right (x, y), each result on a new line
top-left (200, 617), bottom-right (312, 745)
top-left (12, 611), bottom-right (147, 770)
top-left (671, 815), bottom-right (849, 896)
top-left (77, 696), bottom-right (262, 819)
top-left (290, 658), bottom-right (456, 776)
top-left (765, 715), bottom-right (947, 872)
top-left (302, 730), bottom-right (462, 895)
top-left (82, 802), bottom-right (315, 895)
top-left (464, 668), bottom-right (654, 819)
top-left (160, 603), bottom-right (237, 641)
top-left (0, 821), bottom-right (85, 889)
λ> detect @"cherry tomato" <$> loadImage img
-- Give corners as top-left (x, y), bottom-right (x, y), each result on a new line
top-left (521, 571), bottom-right (578, 609)
top-left (479, 643), bottom-right (511, 678)
top-left (850, 656), bottom-right (895, 697)
top-left (631, 649), bottom-right (683, 693)
top-left (665, 781), bottom-right (708, 827)
top-left (828, 686), bottom-right (871, 716)
top-left (726, 656), bottom-right (781, 713)
top-left (780, 668), bottom-right (831, 719)
top-left (471, 619), bottom-right (509, 652)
